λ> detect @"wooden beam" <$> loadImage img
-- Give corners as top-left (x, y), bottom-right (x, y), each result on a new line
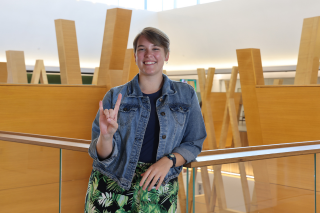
top-left (0, 62), bottom-right (7, 83)
top-left (198, 68), bottom-right (217, 150)
top-left (31, 60), bottom-right (48, 84)
top-left (55, 19), bottom-right (82, 85)
top-left (122, 49), bottom-right (139, 84)
top-left (6, 50), bottom-right (28, 84)
top-left (92, 67), bottom-right (99, 85)
top-left (295, 16), bottom-right (320, 85)
top-left (236, 48), bottom-right (264, 146)
top-left (177, 172), bottom-right (186, 213)
top-left (98, 8), bottom-right (132, 88)
top-left (273, 79), bottom-right (283, 85)
top-left (163, 70), bottom-right (167, 75)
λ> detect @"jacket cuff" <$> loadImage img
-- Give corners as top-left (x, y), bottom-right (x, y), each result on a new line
top-left (172, 146), bottom-right (195, 164)
top-left (88, 137), bottom-right (118, 166)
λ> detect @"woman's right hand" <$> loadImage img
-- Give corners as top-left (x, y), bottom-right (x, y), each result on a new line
top-left (99, 93), bottom-right (122, 140)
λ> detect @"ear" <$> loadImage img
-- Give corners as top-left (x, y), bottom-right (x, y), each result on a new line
top-left (165, 52), bottom-right (170, 62)
top-left (134, 53), bottom-right (137, 64)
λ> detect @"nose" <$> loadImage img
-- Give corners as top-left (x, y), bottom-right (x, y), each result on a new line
top-left (144, 49), bottom-right (152, 57)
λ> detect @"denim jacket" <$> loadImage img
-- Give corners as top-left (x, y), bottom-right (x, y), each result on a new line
top-left (88, 74), bottom-right (207, 190)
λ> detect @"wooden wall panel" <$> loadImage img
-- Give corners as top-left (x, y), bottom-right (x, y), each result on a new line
top-left (0, 183), bottom-right (59, 213)
top-left (208, 93), bottom-right (241, 148)
top-left (98, 8), bottom-right (132, 87)
top-left (237, 48), bottom-right (265, 146)
top-left (55, 19), bottom-right (82, 85)
top-left (0, 62), bottom-right (7, 83)
top-left (0, 84), bottom-right (106, 139)
top-left (0, 84), bottom-right (107, 212)
top-left (256, 85), bottom-right (320, 144)
top-left (6, 51), bottom-right (28, 84)
top-left (295, 16), bottom-right (320, 85)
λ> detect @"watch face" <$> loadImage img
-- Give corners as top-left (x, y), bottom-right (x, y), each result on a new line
top-left (169, 154), bottom-right (175, 158)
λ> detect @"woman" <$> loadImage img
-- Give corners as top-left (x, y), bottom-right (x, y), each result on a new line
top-left (85, 27), bottom-right (206, 213)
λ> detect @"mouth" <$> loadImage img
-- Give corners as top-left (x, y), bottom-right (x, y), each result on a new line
top-left (143, 61), bottom-right (156, 65)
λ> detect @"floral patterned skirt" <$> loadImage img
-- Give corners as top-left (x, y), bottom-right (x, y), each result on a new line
top-left (84, 162), bottom-right (178, 213)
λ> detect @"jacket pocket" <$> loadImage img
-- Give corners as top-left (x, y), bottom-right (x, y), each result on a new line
top-left (118, 104), bottom-right (139, 126)
top-left (169, 104), bottom-right (190, 125)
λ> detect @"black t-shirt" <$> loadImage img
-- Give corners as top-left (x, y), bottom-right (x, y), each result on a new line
top-left (139, 88), bottom-right (162, 163)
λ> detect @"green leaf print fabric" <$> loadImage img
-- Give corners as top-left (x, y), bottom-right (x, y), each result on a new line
top-left (85, 162), bottom-right (178, 213)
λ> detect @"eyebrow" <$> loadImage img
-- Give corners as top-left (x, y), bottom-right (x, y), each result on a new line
top-left (137, 44), bottom-right (159, 48)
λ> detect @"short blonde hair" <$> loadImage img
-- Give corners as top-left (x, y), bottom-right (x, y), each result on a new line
top-left (133, 27), bottom-right (170, 55)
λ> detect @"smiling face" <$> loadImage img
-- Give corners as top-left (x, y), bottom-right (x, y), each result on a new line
top-left (134, 35), bottom-right (169, 77)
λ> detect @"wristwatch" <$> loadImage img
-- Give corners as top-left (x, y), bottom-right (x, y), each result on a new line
top-left (165, 153), bottom-right (176, 168)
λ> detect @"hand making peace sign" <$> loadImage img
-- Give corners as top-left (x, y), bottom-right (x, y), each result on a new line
top-left (99, 93), bottom-right (122, 139)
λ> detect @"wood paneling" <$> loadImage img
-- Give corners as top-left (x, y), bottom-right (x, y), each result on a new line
top-left (0, 183), bottom-right (59, 213)
top-left (98, 8), bottom-right (132, 87)
top-left (55, 19), bottom-right (82, 85)
top-left (236, 48), bottom-right (265, 146)
top-left (122, 49), bottom-right (139, 84)
top-left (256, 85), bottom-right (320, 144)
top-left (0, 84), bottom-right (106, 212)
top-left (294, 16), bottom-right (320, 85)
top-left (6, 51), bottom-right (28, 84)
top-left (0, 62), bottom-right (7, 83)
top-left (0, 141), bottom-right (60, 191)
top-left (0, 84), bottom-right (106, 139)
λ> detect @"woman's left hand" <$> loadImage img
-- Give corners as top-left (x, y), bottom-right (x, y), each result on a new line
top-left (139, 157), bottom-right (173, 191)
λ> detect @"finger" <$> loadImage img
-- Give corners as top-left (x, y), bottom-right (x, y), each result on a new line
top-left (109, 109), bottom-right (115, 120)
top-left (104, 109), bottom-right (110, 119)
top-left (114, 93), bottom-right (122, 115)
top-left (99, 101), bottom-right (104, 117)
top-left (107, 118), bottom-right (118, 128)
top-left (156, 176), bottom-right (165, 190)
top-left (139, 170), bottom-right (151, 187)
top-left (148, 175), bottom-right (160, 191)
top-left (143, 172), bottom-right (156, 191)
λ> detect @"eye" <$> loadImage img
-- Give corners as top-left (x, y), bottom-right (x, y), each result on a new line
top-left (138, 48), bottom-right (145, 51)
top-left (153, 48), bottom-right (160, 51)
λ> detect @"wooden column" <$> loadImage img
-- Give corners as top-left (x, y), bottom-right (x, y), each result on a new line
top-left (31, 60), bottom-right (48, 84)
top-left (294, 16), bottom-right (320, 85)
top-left (6, 51), bottom-right (28, 84)
top-left (198, 68), bottom-right (217, 150)
top-left (273, 79), bottom-right (283, 85)
top-left (236, 48), bottom-right (264, 146)
top-left (55, 19), bottom-right (82, 85)
top-left (0, 62), bottom-right (7, 83)
top-left (98, 8), bottom-right (132, 88)
top-left (92, 67), bottom-right (99, 85)
top-left (122, 49), bottom-right (139, 84)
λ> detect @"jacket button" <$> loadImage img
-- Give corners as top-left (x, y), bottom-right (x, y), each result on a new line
top-left (159, 98), bottom-right (163, 102)
top-left (162, 135), bottom-right (166, 139)
top-left (123, 108), bottom-right (128, 111)
top-left (179, 107), bottom-right (183, 110)
top-left (161, 112), bottom-right (165, 116)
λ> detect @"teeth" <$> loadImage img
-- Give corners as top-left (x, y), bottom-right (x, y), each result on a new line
top-left (144, 62), bottom-right (156, 64)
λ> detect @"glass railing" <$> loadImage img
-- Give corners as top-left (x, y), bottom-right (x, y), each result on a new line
top-left (183, 142), bottom-right (320, 213)
top-left (1, 131), bottom-right (320, 213)
top-left (0, 131), bottom-right (90, 213)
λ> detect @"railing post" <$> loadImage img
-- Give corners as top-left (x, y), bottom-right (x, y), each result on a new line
top-left (59, 149), bottom-right (62, 213)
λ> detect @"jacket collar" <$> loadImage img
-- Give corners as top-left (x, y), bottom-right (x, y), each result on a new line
top-left (127, 74), bottom-right (176, 97)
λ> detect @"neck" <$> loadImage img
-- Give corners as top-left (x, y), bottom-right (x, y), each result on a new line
top-left (139, 73), bottom-right (164, 94)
